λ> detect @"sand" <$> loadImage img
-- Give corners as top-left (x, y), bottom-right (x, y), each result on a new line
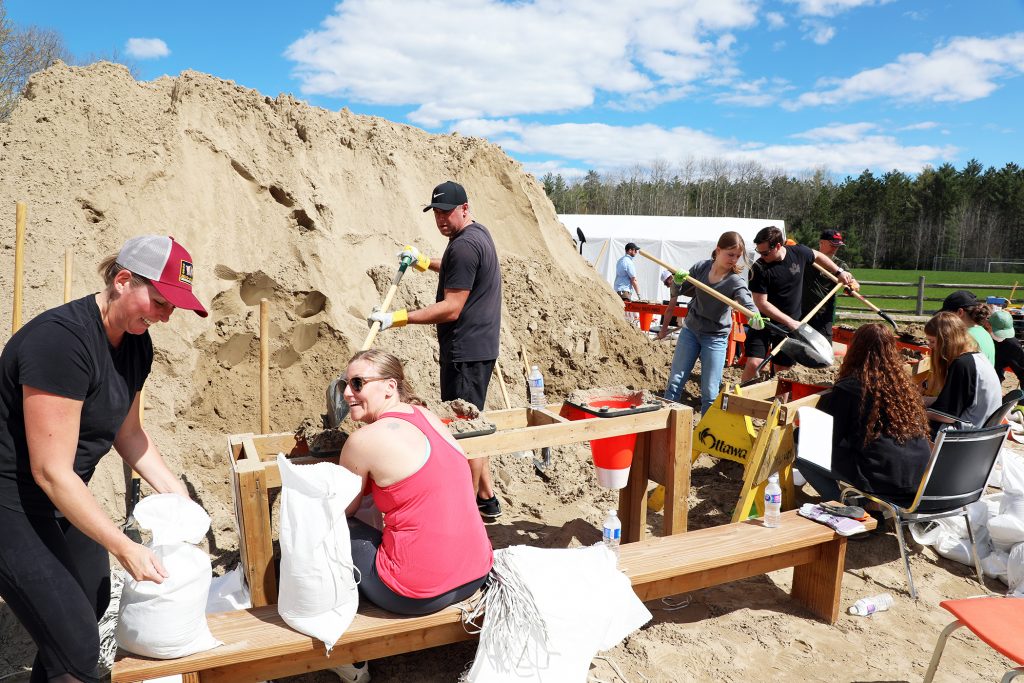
top-left (0, 62), bottom-right (1016, 682)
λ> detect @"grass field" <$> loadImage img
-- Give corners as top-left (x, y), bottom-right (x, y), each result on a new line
top-left (842, 268), bottom-right (1024, 314)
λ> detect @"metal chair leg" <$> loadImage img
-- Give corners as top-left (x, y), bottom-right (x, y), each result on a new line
top-left (893, 518), bottom-right (918, 600)
top-left (1001, 669), bottom-right (1024, 682)
top-left (963, 511), bottom-right (993, 596)
top-left (923, 620), bottom-right (964, 683)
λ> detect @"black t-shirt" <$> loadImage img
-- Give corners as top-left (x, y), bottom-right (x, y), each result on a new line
top-left (750, 244), bottom-right (815, 320)
top-left (436, 222), bottom-right (502, 362)
top-left (0, 295), bottom-right (153, 515)
top-left (994, 337), bottom-right (1024, 387)
top-left (817, 375), bottom-right (931, 505)
top-left (801, 255), bottom-right (847, 322)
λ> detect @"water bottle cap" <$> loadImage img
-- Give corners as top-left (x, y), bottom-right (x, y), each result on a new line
top-left (532, 365), bottom-right (539, 371)
top-left (608, 509), bottom-right (617, 516)
top-left (768, 473), bottom-right (779, 482)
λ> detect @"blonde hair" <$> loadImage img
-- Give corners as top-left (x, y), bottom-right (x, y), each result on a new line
top-left (347, 349), bottom-right (426, 406)
top-left (97, 255), bottom-right (149, 288)
top-left (712, 231), bottom-right (748, 274)
top-left (924, 311), bottom-right (978, 396)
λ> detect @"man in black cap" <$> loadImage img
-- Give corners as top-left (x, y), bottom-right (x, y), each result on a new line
top-left (801, 228), bottom-right (856, 344)
top-left (941, 290), bottom-right (995, 364)
top-left (369, 180), bottom-right (503, 519)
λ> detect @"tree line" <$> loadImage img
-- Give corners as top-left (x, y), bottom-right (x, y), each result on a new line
top-left (542, 158), bottom-right (1024, 271)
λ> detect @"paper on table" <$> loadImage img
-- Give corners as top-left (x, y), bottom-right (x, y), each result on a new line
top-left (796, 407), bottom-right (833, 470)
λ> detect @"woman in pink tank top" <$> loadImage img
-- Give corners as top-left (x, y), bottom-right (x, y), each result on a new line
top-left (339, 350), bottom-right (493, 617)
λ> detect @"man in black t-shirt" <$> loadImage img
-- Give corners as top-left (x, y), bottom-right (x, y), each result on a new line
top-left (802, 229), bottom-right (856, 343)
top-left (369, 181), bottom-right (503, 519)
top-left (741, 226), bottom-right (855, 382)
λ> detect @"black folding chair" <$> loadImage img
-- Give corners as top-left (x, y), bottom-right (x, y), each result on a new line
top-left (984, 388), bottom-right (1024, 428)
top-left (839, 424), bottom-right (1010, 600)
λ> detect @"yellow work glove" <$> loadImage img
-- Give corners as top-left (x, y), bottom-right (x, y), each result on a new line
top-left (368, 308), bottom-right (408, 330)
top-left (399, 245), bottom-right (431, 273)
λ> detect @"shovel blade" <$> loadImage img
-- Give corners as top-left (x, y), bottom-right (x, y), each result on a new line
top-left (788, 323), bottom-right (835, 368)
top-left (326, 376), bottom-right (347, 428)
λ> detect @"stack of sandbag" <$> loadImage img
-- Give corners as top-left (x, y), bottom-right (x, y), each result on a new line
top-left (276, 454), bottom-right (362, 652)
top-left (910, 499), bottom-right (992, 567)
top-left (983, 450), bottom-right (1024, 585)
top-left (115, 494), bottom-right (221, 658)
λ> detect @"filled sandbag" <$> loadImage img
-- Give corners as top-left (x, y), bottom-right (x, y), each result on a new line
top-left (981, 549), bottom-right (1010, 584)
top-left (277, 454), bottom-right (362, 651)
top-left (115, 494), bottom-right (221, 658)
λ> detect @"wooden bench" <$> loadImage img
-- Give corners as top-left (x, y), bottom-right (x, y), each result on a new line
top-left (113, 508), bottom-right (873, 683)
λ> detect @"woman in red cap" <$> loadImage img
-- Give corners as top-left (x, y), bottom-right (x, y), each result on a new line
top-left (0, 235), bottom-right (207, 683)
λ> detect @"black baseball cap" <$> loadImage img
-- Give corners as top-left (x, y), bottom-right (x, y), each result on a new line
top-left (423, 180), bottom-right (468, 212)
top-left (625, 242), bottom-right (639, 251)
top-left (941, 290), bottom-right (979, 312)
top-left (820, 229), bottom-right (845, 245)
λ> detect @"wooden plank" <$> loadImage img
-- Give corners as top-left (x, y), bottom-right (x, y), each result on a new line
top-left (241, 436), bottom-right (262, 463)
top-left (657, 406), bottom-right (691, 535)
top-left (235, 467), bottom-right (276, 607)
top-left (527, 407), bottom-right (567, 426)
top-left (461, 407), bottom-right (673, 458)
top-left (620, 430), bottom-right (650, 544)
top-left (791, 537), bottom-right (847, 624)
top-left (722, 393), bottom-right (775, 420)
top-left (778, 392), bottom-right (826, 424)
top-left (738, 379), bottom-right (781, 400)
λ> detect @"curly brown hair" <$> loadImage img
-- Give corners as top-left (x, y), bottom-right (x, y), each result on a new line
top-left (839, 323), bottom-right (929, 446)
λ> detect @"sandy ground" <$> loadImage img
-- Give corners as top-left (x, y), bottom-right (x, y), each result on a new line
top-left (0, 62), bottom-right (1019, 682)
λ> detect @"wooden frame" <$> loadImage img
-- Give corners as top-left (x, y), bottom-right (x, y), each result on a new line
top-left (228, 402), bottom-right (693, 607)
top-left (112, 508), bottom-right (871, 683)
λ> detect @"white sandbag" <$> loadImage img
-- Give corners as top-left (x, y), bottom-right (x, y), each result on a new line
top-left (465, 544), bottom-right (652, 682)
top-left (207, 564), bottom-right (251, 613)
top-left (277, 454), bottom-right (361, 652)
top-left (1001, 450), bottom-right (1024, 496)
top-left (909, 518), bottom-right (962, 547)
top-left (934, 526), bottom-right (991, 567)
top-left (989, 513), bottom-right (1024, 549)
top-left (983, 492), bottom-right (1004, 519)
top-left (116, 494), bottom-right (221, 658)
top-left (999, 494), bottom-right (1024, 518)
top-left (1008, 543), bottom-right (1024, 595)
top-left (981, 549), bottom-right (1010, 584)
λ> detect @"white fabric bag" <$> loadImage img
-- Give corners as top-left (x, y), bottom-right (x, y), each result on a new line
top-left (206, 564), bottom-right (252, 613)
top-left (466, 544), bottom-right (652, 682)
top-left (276, 454), bottom-right (362, 651)
top-left (115, 494), bottom-right (221, 658)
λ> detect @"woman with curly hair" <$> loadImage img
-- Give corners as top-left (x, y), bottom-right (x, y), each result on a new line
top-left (796, 323), bottom-right (932, 506)
top-left (923, 311), bottom-right (1001, 433)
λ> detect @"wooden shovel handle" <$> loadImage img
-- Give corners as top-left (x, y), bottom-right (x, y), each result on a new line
top-left (765, 281), bottom-right (845, 357)
top-left (362, 259), bottom-right (411, 351)
top-left (637, 250), bottom-right (759, 320)
top-left (812, 262), bottom-right (881, 313)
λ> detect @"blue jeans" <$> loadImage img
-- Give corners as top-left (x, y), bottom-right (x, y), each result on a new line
top-left (664, 327), bottom-right (728, 414)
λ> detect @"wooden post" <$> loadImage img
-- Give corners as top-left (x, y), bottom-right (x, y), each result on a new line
top-left (63, 248), bottom-right (73, 303)
top-left (13, 202), bottom-right (26, 333)
top-left (259, 299), bottom-right (270, 435)
top-left (916, 275), bottom-right (926, 315)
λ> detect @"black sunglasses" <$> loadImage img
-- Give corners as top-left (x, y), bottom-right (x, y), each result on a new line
top-left (342, 376), bottom-right (389, 392)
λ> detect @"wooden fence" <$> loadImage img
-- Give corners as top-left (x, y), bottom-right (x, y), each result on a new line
top-left (836, 279), bottom-right (1020, 323)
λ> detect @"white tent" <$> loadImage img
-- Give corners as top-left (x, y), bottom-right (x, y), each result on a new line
top-left (560, 214), bottom-right (786, 302)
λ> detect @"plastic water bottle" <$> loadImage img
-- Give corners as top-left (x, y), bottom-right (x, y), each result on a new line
top-left (849, 593), bottom-right (894, 616)
top-left (602, 509), bottom-right (621, 563)
top-left (528, 365), bottom-right (546, 408)
top-left (763, 473), bottom-right (782, 528)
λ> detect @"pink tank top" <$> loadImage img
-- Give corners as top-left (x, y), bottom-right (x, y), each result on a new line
top-left (371, 406), bottom-right (493, 598)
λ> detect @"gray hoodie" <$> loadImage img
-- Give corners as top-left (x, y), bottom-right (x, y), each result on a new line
top-left (676, 259), bottom-right (754, 336)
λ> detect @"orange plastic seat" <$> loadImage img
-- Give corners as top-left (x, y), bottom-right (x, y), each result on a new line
top-left (923, 597), bottom-right (1024, 682)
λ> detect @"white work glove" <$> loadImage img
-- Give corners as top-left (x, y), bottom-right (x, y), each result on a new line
top-left (398, 245), bottom-right (431, 272)
top-left (748, 313), bottom-right (766, 331)
top-left (367, 307), bottom-right (408, 331)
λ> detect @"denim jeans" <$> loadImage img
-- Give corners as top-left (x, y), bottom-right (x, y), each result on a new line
top-left (664, 326), bottom-right (728, 414)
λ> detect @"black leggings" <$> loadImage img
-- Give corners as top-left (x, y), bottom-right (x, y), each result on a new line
top-left (348, 518), bottom-right (487, 616)
top-left (0, 506), bottom-right (109, 683)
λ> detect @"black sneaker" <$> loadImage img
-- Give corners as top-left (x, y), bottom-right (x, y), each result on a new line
top-left (477, 495), bottom-right (502, 520)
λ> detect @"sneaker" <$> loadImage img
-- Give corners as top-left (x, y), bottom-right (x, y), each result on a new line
top-left (477, 494), bottom-right (502, 520)
top-left (330, 662), bottom-right (370, 683)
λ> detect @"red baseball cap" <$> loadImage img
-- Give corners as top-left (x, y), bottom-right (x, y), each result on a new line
top-left (820, 229), bottom-right (845, 245)
top-left (117, 235), bottom-right (208, 317)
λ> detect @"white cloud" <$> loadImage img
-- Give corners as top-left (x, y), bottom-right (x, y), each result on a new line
top-left (124, 37), bottom-right (169, 59)
top-left (714, 77), bottom-right (792, 107)
top-left (792, 122), bottom-right (877, 141)
top-left (450, 118), bottom-right (956, 175)
top-left (899, 121), bottom-right (939, 131)
top-left (285, 0), bottom-right (758, 126)
top-left (785, 0), bottom-right (891, 18)
top-left (790, 33), bottom-right (1024, 109)
top-left (802, 21), bottom-right (836, 45)
top-left (765, 12), bottom-right (786, 29)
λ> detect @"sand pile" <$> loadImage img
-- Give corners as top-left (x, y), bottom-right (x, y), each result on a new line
top-left (0, 62), bottom-right (1012, 681)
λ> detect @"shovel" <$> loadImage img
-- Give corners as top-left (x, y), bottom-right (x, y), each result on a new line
top-left (637, 250), bottom-right (761, 321)
top-left (576, 227), bottom-right (586, 255)
top-left (326, 253), bottom-right (414, 427)
top-left (753, 282), bottom-right (843, 375)
top-left (122, 390), bottom-right (145, 543)
top-left (812, 262), bottom-right (897, 331)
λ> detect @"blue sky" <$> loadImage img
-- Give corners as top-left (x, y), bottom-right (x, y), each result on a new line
top-left (8, 0), bottom-right (1024, 180)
